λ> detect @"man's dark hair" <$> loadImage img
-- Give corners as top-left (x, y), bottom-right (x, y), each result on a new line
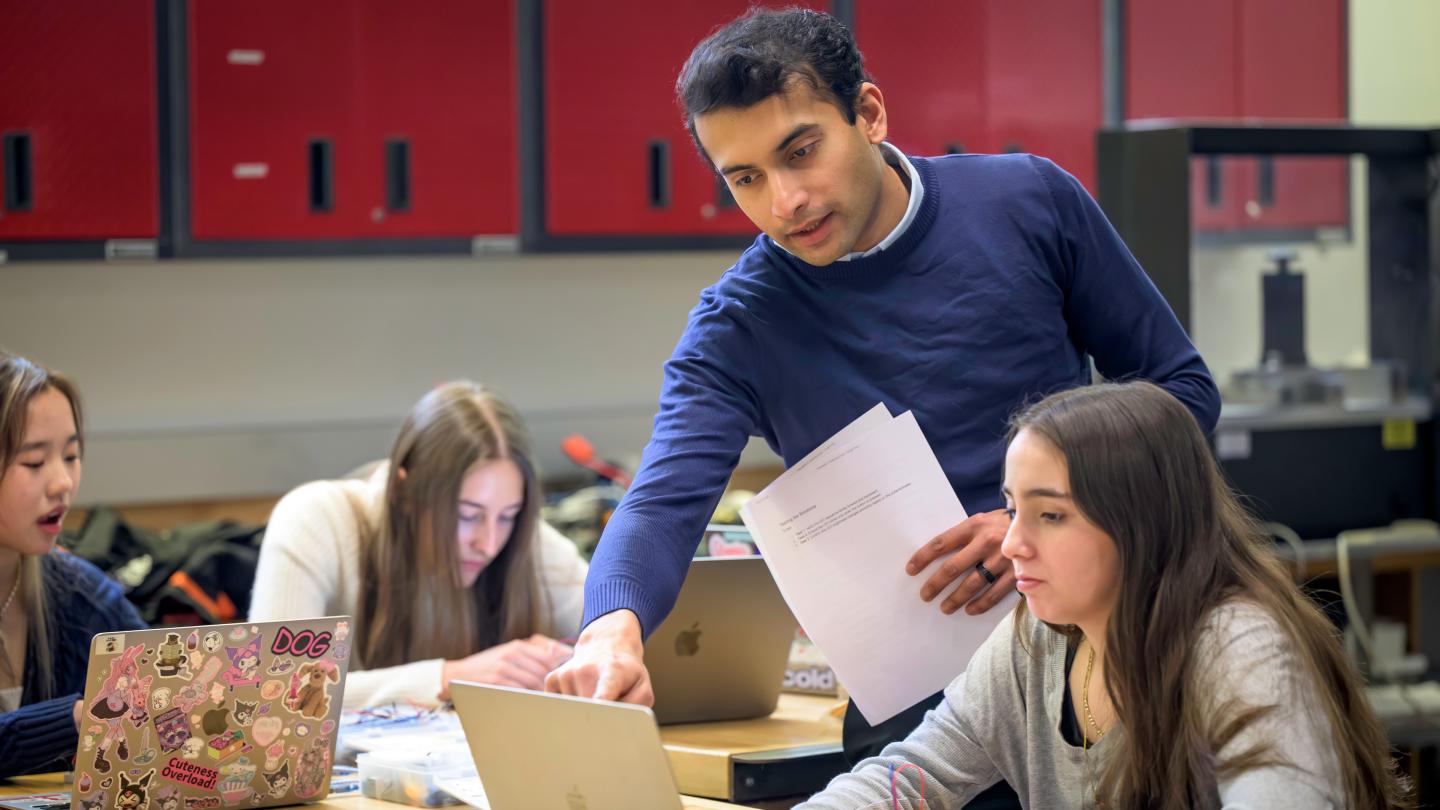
top-left (676, 8), bottom-right (870, 163)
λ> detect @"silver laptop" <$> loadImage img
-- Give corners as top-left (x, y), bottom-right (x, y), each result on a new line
top-left (450, 683), bottom-right (695, 810)
top-left (71, 617), bottom-right (351, 810)
top-left (645, 556), bottom-right (796, 725)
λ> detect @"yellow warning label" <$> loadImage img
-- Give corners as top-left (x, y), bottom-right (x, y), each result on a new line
top-left (1382, 419), bottom-right (1416, 450)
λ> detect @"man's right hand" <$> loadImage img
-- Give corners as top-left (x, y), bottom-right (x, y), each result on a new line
top-left (544, 609), bottom-right (653, 705)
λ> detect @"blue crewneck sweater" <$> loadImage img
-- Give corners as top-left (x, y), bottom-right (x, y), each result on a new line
top-left (584, 153), bottom-right (1220, 635)
top-left (0, 551), bottom-right (145, 776)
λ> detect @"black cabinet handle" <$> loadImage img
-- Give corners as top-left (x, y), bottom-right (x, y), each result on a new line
top-left (3, 131), bottom-right (33, 211)
top-left (648, 139), bottom-right (670, 209)
top-left (1205, 155), bottom-right (1223, 208)
top-left (386, 138), bottom-right (411, 213)
top-left (308, 138), bottom-right (333, 213)
top-left (1256, 156), bottom-right (1274, 208)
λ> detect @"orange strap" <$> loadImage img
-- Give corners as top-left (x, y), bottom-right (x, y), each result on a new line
top-left (167, 570), bottom-right (238, 622)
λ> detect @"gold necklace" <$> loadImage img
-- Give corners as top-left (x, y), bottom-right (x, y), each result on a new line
top-left (1082, 641), bottom-right (1108, 807)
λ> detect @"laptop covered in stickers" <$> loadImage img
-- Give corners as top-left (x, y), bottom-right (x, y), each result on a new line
top-left (69, 617), bottom-right (352, 810)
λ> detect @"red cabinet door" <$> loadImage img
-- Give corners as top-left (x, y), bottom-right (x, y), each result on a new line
top-left (854, 0), bottom-right (985, 161)
top-left (1126, 0), bottom-right (1242, 232)
top-left (1233, 0), bottom-right (1348, 232)
top-left (983, 0), bottom-right (1103, 191)
top-left (1127, 0), bottom-right (1348, 235)
top-left (354, 0), bottom-right (517, 238)
top-left (0, 0), bottom-right (158, 240)
top-left (543, 0), bottom-right (823, 237)
top-left (187, 0), bottom-right (365, 239)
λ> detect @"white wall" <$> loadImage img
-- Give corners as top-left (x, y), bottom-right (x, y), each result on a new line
top-left (0, 253), bottom-right (779, 504)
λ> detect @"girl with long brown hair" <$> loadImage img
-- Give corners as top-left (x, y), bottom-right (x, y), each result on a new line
top-left (249, 381), bottom-right (585, 709)
top-left (0, 351), bottom-right (145, 777)
top-left (801, 381), bottom-right (1409, 809)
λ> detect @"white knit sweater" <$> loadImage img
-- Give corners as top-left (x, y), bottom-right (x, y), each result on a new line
top-left (248, 463), bottom-right (587, 709)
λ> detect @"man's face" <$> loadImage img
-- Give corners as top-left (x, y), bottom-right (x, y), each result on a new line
top-left (695, 82), bottom-right (892, 266)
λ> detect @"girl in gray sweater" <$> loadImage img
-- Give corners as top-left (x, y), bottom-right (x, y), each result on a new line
top-left (801, 382), bottom-right (1409, 809)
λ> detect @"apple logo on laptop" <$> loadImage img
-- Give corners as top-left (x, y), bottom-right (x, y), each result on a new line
top-left (565, 786), bottom-right (587, 810)
top-left (674, 622), bottom-right (701, 657)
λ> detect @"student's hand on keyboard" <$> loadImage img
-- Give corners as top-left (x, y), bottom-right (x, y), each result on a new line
top-left (905, 508), bottom-right (1017, 615)
top-left (545, 609), bottom-right (653, 705)
top-left (440, 635), bottom-right (574, 696)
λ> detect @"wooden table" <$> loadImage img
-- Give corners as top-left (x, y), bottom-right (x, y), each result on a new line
top-left (660, 693), bottom-right (847, 803)
top-left (0, 774), bottom-right (748, 810)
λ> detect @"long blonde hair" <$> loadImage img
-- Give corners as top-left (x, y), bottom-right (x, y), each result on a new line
top-left (355, 381), bottom-right (549, 668)
top-left (0, 351), bottom-right (85, 700)
top-left (1010, 382), bottom-right (1409, 808)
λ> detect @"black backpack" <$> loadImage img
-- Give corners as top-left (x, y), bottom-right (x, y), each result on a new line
top-left (63, 507), bottom-right (264, 626)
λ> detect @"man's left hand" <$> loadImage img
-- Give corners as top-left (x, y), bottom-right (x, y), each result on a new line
top-left (905, 508), bottom-right (1015, 615)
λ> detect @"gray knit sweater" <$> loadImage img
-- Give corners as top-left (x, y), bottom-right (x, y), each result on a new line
top-left (798, 601), bottom-right (1344, 809)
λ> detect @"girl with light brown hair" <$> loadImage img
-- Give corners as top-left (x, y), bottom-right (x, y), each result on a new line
top-left (249, 381), bottom-right (585, 709)
top-left (802, 381), bottom-right (1409, 809)
top-left (0, 351), bottom-right (145, 776)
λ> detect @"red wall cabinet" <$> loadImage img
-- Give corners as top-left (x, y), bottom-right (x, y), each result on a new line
top-left (0, 0), bottom-right (159, 241)
top-left (1127, 0), bottom-right (1347, 235)
top-left (856, 0), bottom-right (1103, 193)
top-left (186, 0), bottom-right (516, 243)
top-left (540, 0), bottom-right (826, 238)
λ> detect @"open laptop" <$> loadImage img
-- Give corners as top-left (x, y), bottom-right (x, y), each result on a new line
top-left (68, 617), bottom-right (351, 810)
top-left (645, 556), bottom-right (796, 725)
top-left (449, 682), bottom-right (722, 810)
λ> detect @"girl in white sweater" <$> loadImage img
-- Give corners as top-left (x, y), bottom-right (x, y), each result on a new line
top-left (249, 381), bottom-right (586, 709)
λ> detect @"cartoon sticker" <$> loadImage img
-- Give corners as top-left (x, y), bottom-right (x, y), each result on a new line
top-left (294, 724), bottom-right (309, 739)
top-left (153, 708), bottom-right (191, 753)
top-left (151, 786), bottom-right (180, 810)
top-left (179, 738), bottom-right (204, 760)
top-left (292, 738), bottom-right (330, 799)
top-left (250, 717), bottom-right (282, 747)
top-left (154, 634), bottom-right (191, 680)
top-left (262, 743), bottom-right (284, 772)
top-left (114, 769), bottom-right (154, 810)
top-left (259, 680), bottom-right (284, 701)
top-left (97, 635), bottom-right (126, 656)
top-left (319, 719), bottom-right (335, 736)
top-left (232, 700), bottom-right (258, 727)
top-left (330, 642), bottom-right (350, 663)
top-left (80, 792), bottom-right (109, 810)
top-left (79, 772), bottom-right (94, 794)
top-left (333, 621), bottom-right (349, 642)
top-left (227, 626), bottom-right (249, 642)
top-left (219, 636), bottom-right (263, 689)
top-left (150, 687), bottom-right (173, 713)
top-left (201, 633), bottom-right (222, 654)
top-left (183, 798), bottom-right (220, 810)
top-left (260, 761), bottom-right (291, 798)
top-left (283, 661), bottom-right (338, 720)
top-left (264, 658), bottom-right (294, 677)
top-left (173, 656), bottom-right (222, 713)
top-left (217, 757), bottom-right (258, 804)
top-left (88, 644), bottom-right (153, 774)
top-left (206, 730), bottom-right (248, 762)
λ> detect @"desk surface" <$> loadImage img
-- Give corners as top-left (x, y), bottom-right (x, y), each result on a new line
top-left (0, 775), bottom-right (748, 810)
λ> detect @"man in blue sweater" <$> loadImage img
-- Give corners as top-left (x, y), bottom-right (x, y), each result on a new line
top-left (547, 8), bottom-right (1219, 798)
